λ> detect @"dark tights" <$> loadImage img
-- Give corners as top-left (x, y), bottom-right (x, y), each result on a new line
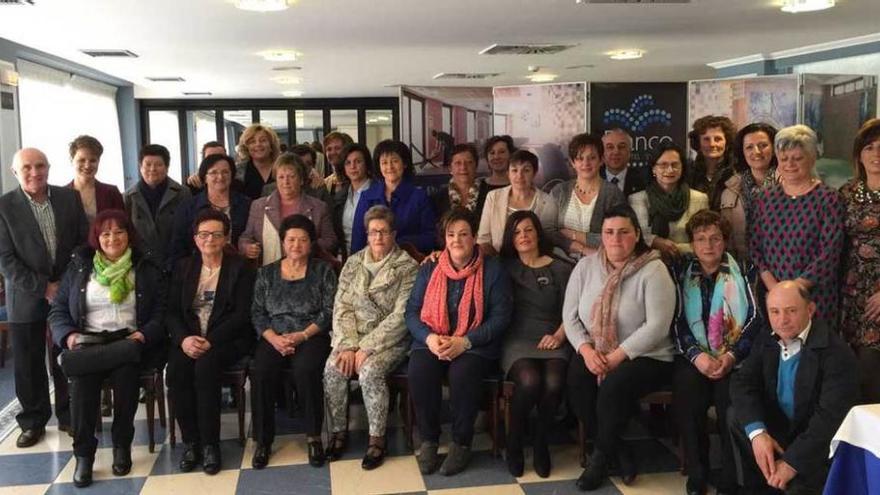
top-left (506, 358), bottom-right (567, 449)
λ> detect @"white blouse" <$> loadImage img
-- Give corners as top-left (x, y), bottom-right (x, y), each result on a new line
top-left (83, 272), bottom-right (137, 334)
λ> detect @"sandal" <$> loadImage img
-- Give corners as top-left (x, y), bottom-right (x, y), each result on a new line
top-left (326, 432), bottom-right (348, 461)
top-left (361, 444), bottom-right (385, 471)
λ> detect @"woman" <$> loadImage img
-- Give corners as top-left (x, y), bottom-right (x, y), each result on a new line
top-left (124, 144), bottom-right (190, 265)
top-left (719, 123), bottom-right (778, 261)
top-left (323, 132), bottom-right (356, 196)
top-left (350, 140), bottom-right (436, 254)
top-left (840, 118), bottom-right (880, 403)
top-left (331, 143), bottom-right (374, 257)
top-left (166, 209), bottom-right (256, 475)
top-left (430, 143), bottom-right (491, 223)
top-left (550, 133), bottom-right (626, 260)
top-left (499, 211), bottom-right (572, 478)
top-left (750, 125), bottom-right (844, 325)
top-left (478, 149), bottom-right (558, 255)
top-left (405, 208), bottom-right (512, 476)
top-left (234, 124), bottom-right (281, 200)
top-left (48, 210), bottom-right (166, 488)
top-left (564, 205), bottom-right (676, 491)
top-left (673, 210), bottom-right (759, 495)
top-left (249, 215), bottom-right (337, 469)
top-left (630, 142), bottom-right (709, 261)
top-left (66, 135), bottom-right (124, 224)
top-left (239, 153), bottom-right (337, 265)
top-left (484, 135), bottom-right (515, 190)
top-left (688, 115), bottom-right (737, 210)
top-left (170, 154), bottom-right (252, 263)
top-left (323, 206), bottom-right (419, 470)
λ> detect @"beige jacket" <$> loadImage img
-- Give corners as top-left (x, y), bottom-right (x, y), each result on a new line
top-left (629, 188), bottom-right (709, 254)
top-left (719, 174), bottom-right (748, 261)
top-left (477, 186), bottom-right (559, 251)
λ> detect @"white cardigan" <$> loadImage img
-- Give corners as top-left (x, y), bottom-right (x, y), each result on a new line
top-left (628, 189), bottom-right (709, 254)
top-left (477, 185), bottom-right (558, 251)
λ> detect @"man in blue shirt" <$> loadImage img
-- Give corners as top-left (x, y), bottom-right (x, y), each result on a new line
top-left (729, 281), bottom-right (858, 494)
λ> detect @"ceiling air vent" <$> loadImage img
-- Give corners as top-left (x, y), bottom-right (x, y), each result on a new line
top-left (0, 0), bottom-right (35, 5)
top-left (182, 92), bottom-right (212, 96)
top-left (147, 76), bottom-right (185, 82)
top-left (80, 49), bottom-right (139, 58)
top-left (433, 72), bottom-right (501, 80)
top-left (479, 44), bottom-right (576, 56)
top-left (576, 0), bottom-right (690, 3)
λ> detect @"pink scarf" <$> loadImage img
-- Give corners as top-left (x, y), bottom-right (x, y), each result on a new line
top-left (420, 249), bottom-right (485, 336)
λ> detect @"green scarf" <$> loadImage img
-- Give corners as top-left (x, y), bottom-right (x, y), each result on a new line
top-left (646, 181), bottom-right (690, 238)
top-left (93, 248), bottom-right (134, 304)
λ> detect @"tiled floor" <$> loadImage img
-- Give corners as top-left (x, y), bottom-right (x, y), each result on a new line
top-left (0, 389), bottom-right (692, 494)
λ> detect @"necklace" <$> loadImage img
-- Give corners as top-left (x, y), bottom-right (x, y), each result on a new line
top-left (574, 180), bottom-right (598, 197)
top-left (784, 178), bottom-right (818, 199)
top-left (853, 180), bottom-right (880, 204)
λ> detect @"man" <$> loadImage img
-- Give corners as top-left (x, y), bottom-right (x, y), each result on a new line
top-left (730, 281), bottom-right (859, 494)
top-left (0, 148), bottom-right (88, 447)
top-left (599, 128), bottom-right (647, 197)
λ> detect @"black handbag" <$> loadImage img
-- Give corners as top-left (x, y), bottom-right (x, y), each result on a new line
top-left (59, 330), bottom-right (142, 377)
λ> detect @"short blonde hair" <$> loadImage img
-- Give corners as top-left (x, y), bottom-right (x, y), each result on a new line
top-left (273, 152), bottom-right (307, 184)
top-left (236, 124), bottom-right (281, 163)
top-left (775, 125), bottom-right (819, 160)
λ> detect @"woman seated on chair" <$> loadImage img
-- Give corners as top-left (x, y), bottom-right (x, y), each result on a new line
top-left (166, 209), bottom-right (256, 475)
top-left (249, 214), bottom-right (338, 470)
top-left (405, 208), bottom-right (512, 477)
top-left (48, 209), bottom-right (166, 488)
top-left (563, 204), bottom-right (677, 491)
top-left (323, 205), bottom-right (419, 470)
top-left (498, 210), bottom-right (572, 478)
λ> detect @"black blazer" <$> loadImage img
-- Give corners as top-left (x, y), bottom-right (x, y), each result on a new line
top-left (730, 319), bottom-right (859, 475)
top-left (600, 165), bottom-right (647, 197)
top-left (330, 185), bottom-right (349, 257)
top-left (165, 253), bottom-right (256, 357)
top-left (0, 186), bottom-right (88, 322)
top-left (48, 246), bottom-right (167, 349)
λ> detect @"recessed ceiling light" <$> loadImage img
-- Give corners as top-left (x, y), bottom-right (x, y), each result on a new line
top-left (146, 76), bottom-right (186, 82)
top-left (608, 49), bottom-right (644, 60)
top-left (271, 76), bottom-right (302, 84)
top-left (257, 49), bottom-right (299, 62)
top-left (780, 0), bottom-right (834, 13)
top-left (282, 90), bottom-right (303, 97)
top-left (182, 91), bottom-right (212, 96)
top-left (271, 65), bottom-right (302, 71)
top-left (526, 73), bottom-right (558, 83)
top-left (234, 0), bottom-right (290, 12)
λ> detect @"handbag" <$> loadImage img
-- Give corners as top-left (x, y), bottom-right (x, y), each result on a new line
top-left (59, 329), bottom-right (143, 377)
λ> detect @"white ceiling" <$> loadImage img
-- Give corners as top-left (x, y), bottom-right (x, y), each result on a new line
top-left (1, 0), bottom-right (879, 99)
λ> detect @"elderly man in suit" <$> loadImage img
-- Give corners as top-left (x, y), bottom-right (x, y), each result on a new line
top-left (599, 128), bottom-right (648, 197)
top-left (0, 148), bottom-right (88, 448)
top-left (729, 281), bottom-right (859, 494)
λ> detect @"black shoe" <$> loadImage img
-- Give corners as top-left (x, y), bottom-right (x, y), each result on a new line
top-left (252, 443), bottom-right (271, 470)
top-left (112, 446), bottom-right (132, 476)
top-left (361, 444), bottom-right (385, 471)
top-left (326, 432), bottom-right (348, 461)
top-left (617, 445), bottom-right (637, 485)
top-left (73, 456), bottom-right (94, 488)
top-left (16, 428), bottom-right (45, 448)
top-left (506, 444), bottom-right (524, 477)
top-left (438, 443), bottom-right (471, 476)
top-left (307, 440), bottom-right (325, 467)
top-left (202, 444), bottom-right (222, 475)
top-left (686, 476), bottom-right (707, 495)
top-left (179, 442), bottom-right (201, 472)
top-left (533, 437), bottom-right (551, 479)
top-left (575, 450), bottom-right (608, 491)
top-left (416, 442), bottom-right (439, 475)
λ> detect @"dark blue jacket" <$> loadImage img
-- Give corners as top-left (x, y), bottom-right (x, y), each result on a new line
top-left (350, 180), bottom-right (436, 254)
top-left (48, 246), bottom-right (167, 350)
top-left (169, 190), bottom-right (252, 265)
top-left (405, 255), bottom-right (512, 360)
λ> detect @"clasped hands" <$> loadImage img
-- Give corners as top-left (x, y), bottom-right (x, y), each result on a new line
top-left (693, 352), bottom-right (735, 380)
top-left (751, 432), bottom-right (797, 490)
top-left (426, 334), bottom-right (468, 361)
top-left (334, 349), bottom-right (370, 378)
top-left (263, 329), bottom-right (308, 357)
top-left (579, 344), bottom-right (627, 383)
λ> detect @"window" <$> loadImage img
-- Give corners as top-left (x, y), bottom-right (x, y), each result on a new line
top-left (259, 110), bottom-right (289, 147)
top-left (17, 60), bottom-right (125, 189)
top-left (410, 99), bottom-right (424, 165)
top-left (295, 110), bottom-right (323, 145)
top-left (223, 110), bottom-right (253, 156)
top-left (147, 111), bottom-right (182, 183)
top-left (365, 110), bottom-right (394, 151)
top-left (186, 110), bottom-right (216, 175)
top-left (330, 109), bottom-right (358, 138)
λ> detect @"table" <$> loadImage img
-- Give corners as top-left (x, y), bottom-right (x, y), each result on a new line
top-left (824, 404), bottom-right (880, 495)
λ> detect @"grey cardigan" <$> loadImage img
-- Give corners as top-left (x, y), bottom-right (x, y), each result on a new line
top-left (549, 180), bottom-right (626, 252)
top-left (562, 253), bottom-right (676, 362)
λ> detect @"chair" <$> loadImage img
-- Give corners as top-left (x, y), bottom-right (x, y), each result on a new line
top-left (168, 356), bottom-right (250, 447)
top-left (95, 368), bottom-right (167, 454)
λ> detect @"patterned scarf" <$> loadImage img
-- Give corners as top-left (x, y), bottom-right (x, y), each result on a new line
top-left (683, 253), bottom-right (749, 356)
top-left (420, 249), bottom-right (485, 336)
top-left (93, 248), bottom-right (134, 304)
top-left (646, 181), bottom-right (690, 238)
top-left (590, 247), bottom-right (661, 353)
top-left (739, 167), bottom-right (776, 225)
top-left (448, 178), bottom-right (482, 212)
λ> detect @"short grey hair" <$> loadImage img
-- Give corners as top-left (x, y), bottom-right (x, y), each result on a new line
top-left (602, 128), bottom-right (633, 148)
top-left (775, 125), bottom-right (819, 160)
top-left (363, 205), bottom-right (395, 231)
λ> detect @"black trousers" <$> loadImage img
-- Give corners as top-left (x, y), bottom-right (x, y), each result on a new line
top-left (250, 335), bottom-right (330, 443)
top-left (408, 349), bottom-right (491, 446)
top-left (69, 362), bottom-right (140, 457)
top-left (672, 356), bottom-right (736, 489)
top-left (855, 346), bottom-right (880, 404)
top-left (167, 344), bottom-right (241, 445)
top-left (567, 354), bottom-right (672, 456)
top-left (10, 320), bottom-right (69, 430)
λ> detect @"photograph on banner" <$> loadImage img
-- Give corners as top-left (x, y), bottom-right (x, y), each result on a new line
top-left (399, 86), bottom-right (493, 179)
top-left (802, 74), bottom-right (877, 189)
top-left (493, 82), bottom-right (587, 189)
top-left (590, 82), bottom-right (687, 170)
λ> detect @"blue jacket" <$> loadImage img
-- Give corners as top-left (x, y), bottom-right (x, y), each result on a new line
top-left (405, 255), bottom-right (512, 360)
top-left (48, 246), bottom-right (167, 350)
top-left (169, 190), bottom-right (252, 265)
top-left (350, 180), bottom-right (436, 254)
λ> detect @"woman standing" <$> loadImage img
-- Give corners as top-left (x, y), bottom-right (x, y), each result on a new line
top-left (234, 124), bottom-right (282, 200)
top-left (484, 135), bottom-right (515, 190)
top-left (331, 143), bottom-right (374, 257)
top-left (430, 143), bottom-right (491, 223)
top-left (688, 115), bottom-right (737, 210)
top-left (66, 135), bottom-right (124, 224)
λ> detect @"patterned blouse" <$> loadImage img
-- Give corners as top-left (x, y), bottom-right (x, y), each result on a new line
top-left (251, 258), bottom-right (338, 337)
top-left (840, 179), bottom-right (880, 349)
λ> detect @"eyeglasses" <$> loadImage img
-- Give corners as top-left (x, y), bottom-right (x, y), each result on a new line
top-left (196, 231), bottom-right (226, 240)
top-left (655, 162), bottom-right (682, 171)
top-left (367, 229), bottom-right (392, 238)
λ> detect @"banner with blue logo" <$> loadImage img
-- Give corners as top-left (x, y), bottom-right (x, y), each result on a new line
top-left (589, 82), bottom-right (687, 169)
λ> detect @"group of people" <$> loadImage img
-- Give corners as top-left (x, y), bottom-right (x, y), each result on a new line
top-left (0, 114), bottom-right (876, 495)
